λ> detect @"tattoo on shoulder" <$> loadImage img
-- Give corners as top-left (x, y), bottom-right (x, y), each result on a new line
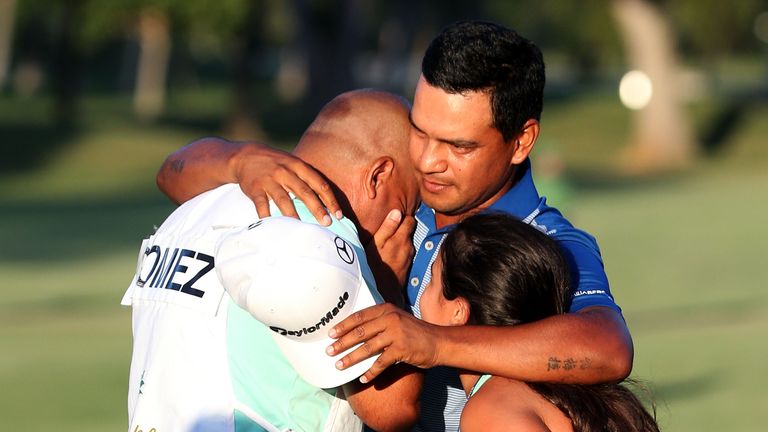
top-left (547, 356), bottom-right (592, 372)
top-left (170, 159), bottom-right (185, 173)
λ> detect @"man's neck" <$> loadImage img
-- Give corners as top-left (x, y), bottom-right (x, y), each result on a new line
top-left (435, 208), bottom-right (481, 230)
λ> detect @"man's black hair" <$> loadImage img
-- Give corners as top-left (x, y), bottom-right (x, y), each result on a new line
top-left (422, 20), bottom-right (545, 142)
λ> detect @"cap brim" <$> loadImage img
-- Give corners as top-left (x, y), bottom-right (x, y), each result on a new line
top-left (269, 276), bottom-right (379, 389)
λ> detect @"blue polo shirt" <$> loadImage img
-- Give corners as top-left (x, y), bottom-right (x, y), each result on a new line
top-left (408, 158), bottom-right (618, 316)
top-left (409, 159), bottom-right (621, 432)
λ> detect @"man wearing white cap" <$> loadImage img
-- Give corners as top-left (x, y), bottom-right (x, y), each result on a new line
top-left (122, 89), bottom-right (421, 432)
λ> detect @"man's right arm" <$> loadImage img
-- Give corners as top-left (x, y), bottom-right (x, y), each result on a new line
top-left (156, 137), bottom-right (341, 224)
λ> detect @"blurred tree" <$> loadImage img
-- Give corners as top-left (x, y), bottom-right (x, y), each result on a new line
top-left (7, 0), bottom-right (86, 126)
top-left (78, 0), bottom-right (251, 124)
top-left (665, 0), bottom-right (768, 155)
top-left (222, 0), bottom-right (267, 140)
top-left (170, 0), bottom-right (259, 137)
top-left (133, 6), bottom-right (170, 122)
top-left (9, 0), bottom-right (763, 147)
top-left (51, 0), bottom-right (82, 129)
top-left (612, 0), bottom-right (696, 173)
top-left (291, 0), bottom-right (366, 115)
top-left (665, 0), bottom-right (767, 58)
top-left (487, 0), bottom-right (767, 80)
top-left (283, 0), bottom-right (483, 117)
top-left (0, 0), bottom-right (16, 91)
top-left (490, 0), bottom-right (699, 172)
top-left (487, 0), bottom-right (623, 81)
top-left (400, 0), bottom-right (483, 93)
top-left (77, 0), bottom-right (172, 122)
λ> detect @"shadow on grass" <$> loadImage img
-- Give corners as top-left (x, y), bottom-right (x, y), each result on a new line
top-left (0, 123), bottom-right (80, 173)
top-left (653, 373), bottom-right (721, 403)
top-left (0, 193), bottom-right (177, 263)
top-left (626, 297), bottom-right (767, 333)
top-left (0, 290), bottom-right (123, 322)
top-left (700, 87), bottom-right (768, 156)
top-left (565, 168), bottom-right (689, 193)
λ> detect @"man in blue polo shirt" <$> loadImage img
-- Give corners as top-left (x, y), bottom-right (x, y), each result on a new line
top-left (156, 21), bottom-right (633, 432)
top-left (324, 22), bottom-right (632, 431)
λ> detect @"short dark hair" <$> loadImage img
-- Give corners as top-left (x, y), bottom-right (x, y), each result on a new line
top-left (440, 212), bottom-right (571, 327)
top-left (422, 21), bottom-right (545, 142)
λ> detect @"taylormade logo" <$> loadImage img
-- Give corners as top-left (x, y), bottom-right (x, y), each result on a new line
top-left (270, 291), bottom-right (350, 337)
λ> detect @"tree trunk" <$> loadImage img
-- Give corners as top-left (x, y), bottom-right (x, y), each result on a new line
top-left (0, 0), bottom-right (16, 90)
top-left (134, 7), bottom-right (171, 123)
top-left (224, 0), bottom-right (265, 141)
top-left (612, 0), bottom-right (696, 173)
top-left (294, 0), bottom-right (363, 115)
top-left (51, 0), bottom-right (81, 129)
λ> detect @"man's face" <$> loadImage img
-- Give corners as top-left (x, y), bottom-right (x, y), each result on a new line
top-left (409, 76), bottom-right (518, 225)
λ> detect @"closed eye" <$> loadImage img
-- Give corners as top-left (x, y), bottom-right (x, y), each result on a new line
top-left (444, 140), bottom-right (479, 154)
top-left (409, 112), bottom-right (429, 137)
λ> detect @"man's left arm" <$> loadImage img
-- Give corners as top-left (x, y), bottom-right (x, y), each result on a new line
top-left (328, 303), bottom-right (631, 385)
top-left (327, 234), bottom-right (634, 384)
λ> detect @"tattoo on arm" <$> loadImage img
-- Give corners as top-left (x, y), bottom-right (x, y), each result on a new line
top-left (170, 159), bottom-right (185, 174)
top-left (547, 357), bottom-right (592, 371)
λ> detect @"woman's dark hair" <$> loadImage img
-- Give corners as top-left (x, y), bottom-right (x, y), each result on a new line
top-left (528, 381), bottom-right (659, 432)
top-left (440, 212), bottom-right (571, 326)
top-left (422, 20), bottom-right (546, 142)
top-left (440, 213), bottom-right (660, 432)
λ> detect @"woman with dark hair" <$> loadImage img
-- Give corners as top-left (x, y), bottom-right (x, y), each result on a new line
top-left (419, 212), bottom-right (659, 432)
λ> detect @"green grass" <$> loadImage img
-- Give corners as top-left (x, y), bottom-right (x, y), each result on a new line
top-left (0, 242), bottom-right (139, 430)
top-left (570, 169), bottom-right (768, 432)
top-left (1, 89), bottom-right (766, 431)
top-left (0, 303), bottom-right (132, 431)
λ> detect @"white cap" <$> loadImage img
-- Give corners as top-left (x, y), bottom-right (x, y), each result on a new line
top-left (214, 216), bottom-right (379, 388)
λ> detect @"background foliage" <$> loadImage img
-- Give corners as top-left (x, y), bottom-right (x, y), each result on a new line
top-left (1, 0), bottom-right (767, 430)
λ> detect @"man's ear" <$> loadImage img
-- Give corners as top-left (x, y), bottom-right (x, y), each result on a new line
top-left (364, 156), bottom-right (395, 200)
top-left (510, 119), bottom-right (540, 165)
top-left (450, 297), bottom-right (471, 326)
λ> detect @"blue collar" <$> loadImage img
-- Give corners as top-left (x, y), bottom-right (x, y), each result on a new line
top-left (415, 158), bottom-right (541, 233)
top-left (485, 158), bottom-right (541, 218)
